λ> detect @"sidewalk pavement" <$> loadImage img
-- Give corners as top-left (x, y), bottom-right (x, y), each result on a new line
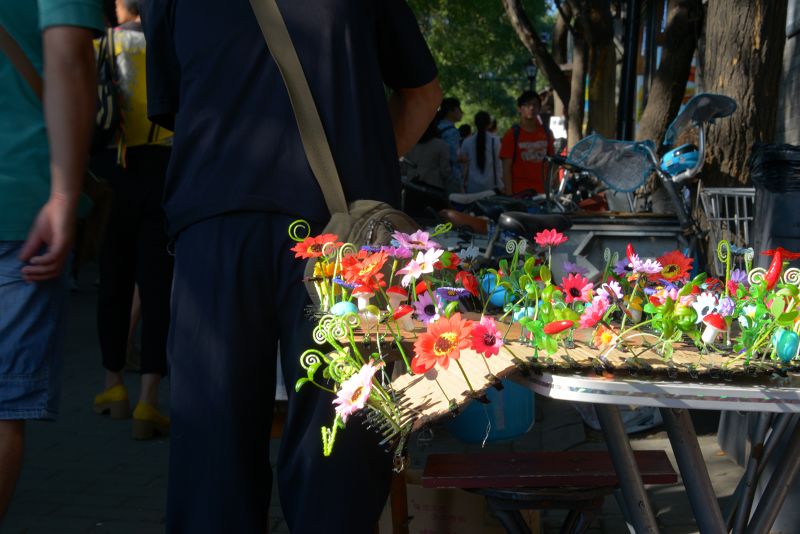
top-left (3, 273), bottom-right (744, 533)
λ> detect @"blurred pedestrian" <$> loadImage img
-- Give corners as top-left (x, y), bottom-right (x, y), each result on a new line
top-left (436, 96), bottom-right (465, 194)
top-left (0, 0), bottom-right (101, 518)
top-left (499, 90), bottom-right (554, 196)
top-left (403, 118), bottom-right (450, 192)
top-left (91, 0), bottom-right (173, 440)
top-left (462, 111), bottom-right (503, 194)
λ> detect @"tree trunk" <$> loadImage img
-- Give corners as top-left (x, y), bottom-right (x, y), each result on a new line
top-left (703, 0), bottom-right (788, 186)
top-left (636, 0), bottom-right (704, 145)
top-left (585, 0), bottom-right (616, 137)
top-left (502, 0), bottom-right (571, 108)
top-left (552, 2), bottom-right (572, 65)
top-left (568, 32), bottom-right (588, 148)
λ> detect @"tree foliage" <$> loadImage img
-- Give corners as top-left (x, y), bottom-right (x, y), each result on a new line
top-left (408, 0), bottom-right (550, 127)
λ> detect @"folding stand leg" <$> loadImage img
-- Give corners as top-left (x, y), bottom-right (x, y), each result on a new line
top-left (745, 420), bottom-right (800, 534)
top-left (595, 404), bottom-right (660, 534)
top-left (660, 408), bottom-right (726, 533)
top-left (731, 412), bottom-right (773, 533)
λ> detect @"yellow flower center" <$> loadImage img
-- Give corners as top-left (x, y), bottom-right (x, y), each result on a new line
top-left (661, 263), bottom-right (680, 278)
top-left (433, 332), bottom-right (458, 357)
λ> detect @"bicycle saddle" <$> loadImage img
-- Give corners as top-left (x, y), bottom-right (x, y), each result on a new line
top-left (664, 93), bottom-right (737, 145)
top-left (498, 212), bottom-right (572, 237)
top-left (439, 209), bottom-right (489, 235)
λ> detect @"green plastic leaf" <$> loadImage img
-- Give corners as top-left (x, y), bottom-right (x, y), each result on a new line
top-left (444, 300), bottom-right (460, 318)
top-left (295, 377), bottom-right (310, 392)
top-left (524, 257), bottom-right (537, 276)
top-left (777, 310), bottom-right (799, 326)
top-left (545, 336), bottom-right (558, 354)
top-left (770, 298), bottom-right (786, 318)
top-left (365, 304), bottom-right (382, 317)
top-left (306, 362), bottom-right (321, 381)
top-left (643, 303), bottom-right (658, 314)
top-left (499, 259), bottom-right (509, 275)
top-left (539, 265), bottom-right (552, 285)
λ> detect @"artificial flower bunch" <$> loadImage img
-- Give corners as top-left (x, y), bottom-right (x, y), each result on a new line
top-left (289, 219), bottom-right (800, 457)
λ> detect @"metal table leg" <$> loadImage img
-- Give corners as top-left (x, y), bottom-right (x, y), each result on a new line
top-left (660, 408), bottom-right (726, 534)
top-left (595, 404), bottom-right (660, 534)
top-left (732, 412), bottom-right (773, 533)
top-left (745, 420), bottom-right (800, 534)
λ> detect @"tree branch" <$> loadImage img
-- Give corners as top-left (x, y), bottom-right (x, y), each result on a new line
top-left (502, 0), bottom-right (571, 107)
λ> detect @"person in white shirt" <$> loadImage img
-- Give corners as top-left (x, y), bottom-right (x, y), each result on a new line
top-left (462, 111), bottom-right (503, 194)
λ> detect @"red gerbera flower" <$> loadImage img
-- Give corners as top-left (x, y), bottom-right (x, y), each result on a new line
top-left (650, 250), bottom-right (692, 282)
top-left (534, 228), bottom-right (568, 248)
top-left (560, 273), bottom-right (593, 304)
top-left (411, 313), bottom-right (473, 373)
top-left (455, 271), bottom-right (479, 297)
top-left (435, 251), bottom-right (461, 270)
top-left (290, 234), bottom-right (342, 259)
top-left (340, 250), bottom-right (388, 287)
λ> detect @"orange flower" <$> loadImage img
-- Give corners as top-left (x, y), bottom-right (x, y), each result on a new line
top-left (411, 313), bottom-right (473, 373)
top-left (650, 250), bottom-right (692, 282)
top-left (291, 234), bottom-right (341, 259)
top-left (340, 250), bottom-right (388, 287)
top-left (592, 324), bottom-right (618, 350)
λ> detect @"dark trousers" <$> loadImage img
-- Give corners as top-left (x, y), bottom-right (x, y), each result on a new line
top-left (96, 145), bottom-right (173, 376)
top-left (166, 213), bottom-right (393, 533)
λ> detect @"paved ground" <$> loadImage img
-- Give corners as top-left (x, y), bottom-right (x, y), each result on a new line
top-left (3, 270), bottom-right (746, 533)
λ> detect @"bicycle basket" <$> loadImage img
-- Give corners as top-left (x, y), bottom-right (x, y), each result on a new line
top-left (566, 134), bottom-right (656, 193)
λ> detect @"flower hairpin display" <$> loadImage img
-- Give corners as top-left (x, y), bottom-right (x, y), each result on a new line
top-left (288, 219), bottom-right (800, 461)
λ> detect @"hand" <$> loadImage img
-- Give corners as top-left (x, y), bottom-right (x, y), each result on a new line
top-left (18, 194), bottom-right (78, 282)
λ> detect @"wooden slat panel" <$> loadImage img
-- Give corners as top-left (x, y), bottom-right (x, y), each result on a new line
top-left (422, 450), bottom-right (677, 489)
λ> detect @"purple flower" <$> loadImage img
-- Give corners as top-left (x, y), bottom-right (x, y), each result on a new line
top-left (730, 268), bottom-right (748, 286)
top-left (332, 277), bottom-right (356, 290)
top-left (360, 245), bottom-right (382, 252)
top-left (381, 245), bottom-right (412, 259)
top-left (413, 292), bottom-right (440, 325)
top-left (718, 297), bottom-right (735, 317)
top-left (562, 260), bottom-right (589, 276)
top-left (629, 253), bottom-right (662, 275)
top-left (614, 258), bottom-right (632, 277)
top-left (597, 280), bottom-right (623, 300)
top-left (392, 230), bottom-right (440, 251)
top-left (435, 287), bottom-right (470, 302)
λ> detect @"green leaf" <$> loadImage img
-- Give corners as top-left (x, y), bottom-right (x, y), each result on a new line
top-left (770, 297), bottom-right (786, 317)
top-left (539, 265), bottom-right (552, 285)
top-left (295, 377), bottom-right (310, 392)
top-left (643, 303), bottom-right (658, 314)
top-left (545, 336), bottom-right (558, 354)
top-left (777, 310), bottom-right (799, 326)
top-left (306, 362), bottom-right (321, 381)
top-left (499, 259), bottom-right (509, 275)
top-left (444, 300), bottom-right (460, 318)
top-left (524, 257), bottom-right (537, 276)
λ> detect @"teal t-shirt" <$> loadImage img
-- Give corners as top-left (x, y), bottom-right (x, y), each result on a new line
top-left (0, 0), bottom-right (104, 241)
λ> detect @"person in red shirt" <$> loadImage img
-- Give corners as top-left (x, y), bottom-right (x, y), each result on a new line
top-left (499, 90), bottom-right (554, 195)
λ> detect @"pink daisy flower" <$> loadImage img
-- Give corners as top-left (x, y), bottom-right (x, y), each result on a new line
top-left (392, 230), bottom-right (440, 250)
top-left (580, 297), bottom-right (610, 328)
top-left (534, 228), bottom-right (569, 248)
top-left (332, 360), bottom-right (382, 422)
top-left (470, 316), bottom-right (504, 357)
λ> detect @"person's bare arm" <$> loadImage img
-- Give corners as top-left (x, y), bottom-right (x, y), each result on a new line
top-left (387, 78), bottom-right (442, 157)
top-left (19, 26), bottom-right (96, 281)
top-left (502, 159), bottom-right (513, 195)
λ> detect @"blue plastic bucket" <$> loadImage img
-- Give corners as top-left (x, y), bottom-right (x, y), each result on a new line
top-left (446, 379), bottom-right (535, 443)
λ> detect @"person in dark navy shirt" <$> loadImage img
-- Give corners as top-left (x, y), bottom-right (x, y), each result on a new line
top-left (141, 1), bottom-right (441, 532)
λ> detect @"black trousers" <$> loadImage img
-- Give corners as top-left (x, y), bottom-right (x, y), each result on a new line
top-left (166, 213), bottom-right (393, 533)
top-left (95, 145), bottom-right (173, 376)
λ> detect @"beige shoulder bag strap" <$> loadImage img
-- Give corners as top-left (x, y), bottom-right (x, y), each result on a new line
top-left (0, 24), bottom-right (44, 100)
top-left (248, 0), bottom-right (349, 216)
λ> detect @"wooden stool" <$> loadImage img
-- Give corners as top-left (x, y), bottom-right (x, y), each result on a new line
top-left (422, 450), bottom-right (677, 534)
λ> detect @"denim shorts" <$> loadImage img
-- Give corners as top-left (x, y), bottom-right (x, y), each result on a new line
top-left (0, 241), bottom-right (70, 420)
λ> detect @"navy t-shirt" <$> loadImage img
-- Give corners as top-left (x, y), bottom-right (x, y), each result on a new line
top-left (141, 0), bottom-right (437, 236)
